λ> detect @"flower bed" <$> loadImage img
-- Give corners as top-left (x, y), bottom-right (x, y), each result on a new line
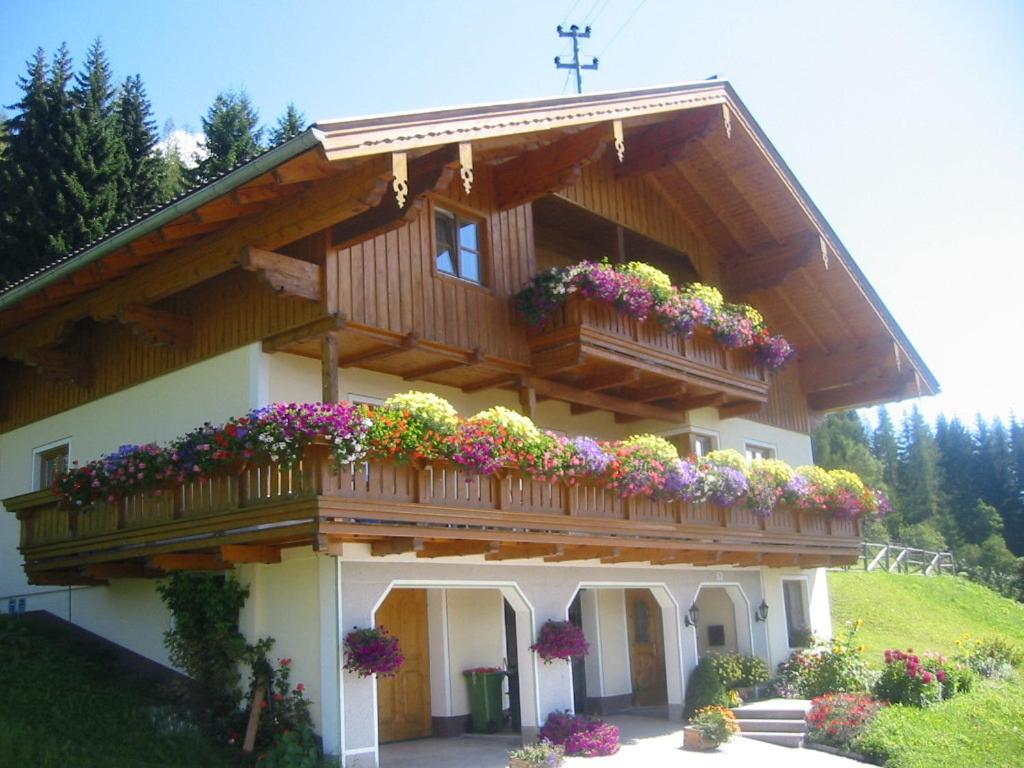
top-left (806, 693), bottom-right (884, 751)
top-left (54, 391), bottom-right (885, 520)
top-left (539, 711), bottom-right (619, 757)
top-left (515, 260), bottom-right (794, 369)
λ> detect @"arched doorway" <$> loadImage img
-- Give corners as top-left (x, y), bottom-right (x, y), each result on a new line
top-left (693, 584), bottom-right (753, 658)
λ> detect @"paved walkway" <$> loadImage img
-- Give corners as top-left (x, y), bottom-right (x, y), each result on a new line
top-left (380, 714), bottom-right (862, 767)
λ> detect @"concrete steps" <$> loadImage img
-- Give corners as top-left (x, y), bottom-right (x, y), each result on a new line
top-left (730, 698), bottom-right (810, 749)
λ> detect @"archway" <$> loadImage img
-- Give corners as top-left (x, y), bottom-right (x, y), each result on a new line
top-left (692, 584), bottom-right (753, 658)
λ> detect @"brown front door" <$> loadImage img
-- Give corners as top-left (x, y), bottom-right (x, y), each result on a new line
top-left (376, 588), bottom-right (432, 742)
top-left (625, 589), bottom-right (667, 707)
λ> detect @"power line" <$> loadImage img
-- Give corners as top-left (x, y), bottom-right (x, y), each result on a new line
top-left (584, 0), bottom-right (614, 26)
top-left (597, 0), bottom-right (651, 58)
top-left (560, 0), bottom-right (584, 25)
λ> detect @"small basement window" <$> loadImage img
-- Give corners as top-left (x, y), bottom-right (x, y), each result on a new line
top-left (434, 206), bottom-right (483, 284)
top-left (34, 441), bottom-right (69, 492)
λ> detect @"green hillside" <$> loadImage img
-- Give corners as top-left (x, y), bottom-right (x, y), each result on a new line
top-left (827, 570), bottom-right (1024, 768)
top-left (829, 570), bottom-right (1024, 663)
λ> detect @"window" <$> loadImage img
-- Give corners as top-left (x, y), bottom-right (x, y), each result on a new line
top-left (692, 434), bottom-right (716, 459)
top-left (707, 624), bottom-right (726, 647)
top-left (35, 442), bottom-right (69, 491)
top-left (434, 206), bottom-right (483, 284)
top-left (745, 442), bottom-right (775, 461)
top-left (782, 579), bottom-right (810, 648)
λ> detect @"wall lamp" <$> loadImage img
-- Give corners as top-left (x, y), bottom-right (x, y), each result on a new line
top-left (754, 599), bottom-right (770, 623)
top-left (684, 602), bottom-right (699, 627)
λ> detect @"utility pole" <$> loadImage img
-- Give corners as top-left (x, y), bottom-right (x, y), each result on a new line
top-left (554, 25), bottom-right (598, 94)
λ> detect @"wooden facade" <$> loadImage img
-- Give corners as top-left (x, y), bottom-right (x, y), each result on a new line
top-left (0, 83), bottom-right (937, 582)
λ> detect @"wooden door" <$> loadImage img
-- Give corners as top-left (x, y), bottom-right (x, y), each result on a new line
top-left (376, 589), bottom-right (432, 742)
top-left (625, 589), bottom-right (667, 707)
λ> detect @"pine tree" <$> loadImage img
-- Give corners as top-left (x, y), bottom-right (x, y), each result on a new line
top-left (983, 417), bottom-right (1024, 554)
top-left (269, 103), bottom-right (305, 145)
top-left (73, 38), bottom-right (127, 240)
top-left (935, 416), bottom-right (981, 543)
top-left (0, 111), bottom-right (8, 160)
top-left (896, 405), bottom-right (942, 528)
top-left (116, 74), bottom-right (164, 217)
top-left (872, 407), bottom-right (900, 490)
top-left (188, 90), bottom-right (263, 184)
top-left (1010, 415), bottom-right (1024, 554)
top-left (157, 119), bottom-right (188, 201)
top-left (812, 411), bottom-right (885, 488)
top-left (0, 45), bottom-right (94, 284)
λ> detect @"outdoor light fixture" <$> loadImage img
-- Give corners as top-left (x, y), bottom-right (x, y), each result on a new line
top-left (684, 603), bottom-right (699, 627)
top-left (755, 599), bottom-right (770, 623)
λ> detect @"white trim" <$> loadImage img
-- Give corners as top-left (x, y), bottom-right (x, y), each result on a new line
top-left (347, 392), bottom-right (385, 406)
top-left (618, 590), bottom-right (633, 696)
top-left (334, 557), bottom-right (346, 760)
top-left (249, 343), bottom-right (270, 408)
top-left (757, 568), bottom-right (773, 665)
top-left (343, 747), bottom-right (378, 756)
top-left (32, 437), bottom-right (71, 492)
top-left (439, 589), bottom-right (453, 718)
top-left (591, 591), bottom-right (605, 696)
top-left (781, 575), bottom-right (812, 651)
top-left (743, 439), bottom-right (777, 461)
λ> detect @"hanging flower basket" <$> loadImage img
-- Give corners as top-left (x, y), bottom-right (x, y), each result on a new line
top-left (530, 620), bottom-right (589, 663)
top-left (343, 626), bottom-right (404, 678)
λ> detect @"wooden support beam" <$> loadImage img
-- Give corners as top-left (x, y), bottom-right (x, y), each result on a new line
top-left (416, 541), bottom-right (498, 559)
top-left (718, 551), bottom-right (764, 566)
top-left (720, 232), bottom-right (821, 298)
top-left (543, 546), bottom-right (617, 563)
top-left (525, 376), bottom-right (680, 422)
top-left (649, 550), bottom-right (724, 566)
top-left (331, 145), bottom-right (460, 247)
top-left (403, 348), bottom-right (484, 381)
top-left (219, 545), bottom-right (282, 564)
top-left (622, 381), bottom-right (688, 403)
top-left (461, 374), bottom-right (520, 394)
top-left (798, 336), bottom-right (902, 395)
top-left (116, 304), bottom-right (194, 348)
top-left (23, 348), bottom-right (93, 387)
top-left (492, 124), bottom-right (610, 210)
top-left (761, 553), bottom-right (801, 567)
top-left (84, 563), bottom-right (165, 579)
top-left (614, 111), bottom-right (714, 179)
top-left (577, 367), bottom-right (639, 392)
top-left (338, 333), bottom-right (418, 368)
top-left (600, 548), bottom-right (670, 564)
top-left (0, 155), bottom-right (391, 357)
top-left (807, 368), bottom-right (919, 412)
top-left (149, 553), bottom-right (233, 571)
top-left (371, 538), bottom-right (424, 557)
top-left (485, 543), bottom-right (561, 561)
top-left (321, 334), bottom-right (339, 404)
top-left (262, 313), bottom-right (347, 353)
top-left (677, 392), bottom-right (726, 410)
top-left (29, 571), bottom-right (108, 587)
top-left (240, 246), bottom-right (321, 301)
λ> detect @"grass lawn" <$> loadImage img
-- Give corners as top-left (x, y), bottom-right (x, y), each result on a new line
top-left (0, 614), bottom-right (234, 768)
top-left (828, 570), bottom-right (1024, 768)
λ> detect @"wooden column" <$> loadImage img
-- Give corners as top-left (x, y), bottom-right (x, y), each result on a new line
top-left (321, 334), bottom-right (339, 404)
top-left (518, 385), bottom-right (537, 420)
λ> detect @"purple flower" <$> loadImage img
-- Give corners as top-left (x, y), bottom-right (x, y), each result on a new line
top-left (660, 459), bottom-right (700, 501)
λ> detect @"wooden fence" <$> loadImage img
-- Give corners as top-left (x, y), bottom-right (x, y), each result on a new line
top-left (859, 542), bottom-right (956, 575)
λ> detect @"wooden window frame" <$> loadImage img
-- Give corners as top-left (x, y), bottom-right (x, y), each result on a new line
top-left (744, 440), bottom-right (776, 461)
top-left (33, 438), bottom-right (70, 492)
top-left (428, 197), bottom-right (491, 291)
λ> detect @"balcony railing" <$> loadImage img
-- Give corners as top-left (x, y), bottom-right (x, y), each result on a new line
top-left (8, 445), bottom-right (861, 583)
top-left (527, 296), bottom-right (770, 415)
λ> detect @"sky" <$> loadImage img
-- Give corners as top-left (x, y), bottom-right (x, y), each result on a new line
top-left (1, 0), bottom-right (1022, 427)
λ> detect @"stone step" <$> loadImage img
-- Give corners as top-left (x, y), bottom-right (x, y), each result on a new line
top-left (734, 718), bottom-right (806, 733)
top-left (741, 731), bottom-right (805, 749)
top-left (731, 707), bottom-right (809, 721)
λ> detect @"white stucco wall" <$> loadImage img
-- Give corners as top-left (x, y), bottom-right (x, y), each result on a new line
top-left (761, 567), bottom-right (833, 670)
top-left (595, 589), bottom-right (631, 698)
top-left (445, 588), bottom-right (506, 716)
top-left (695, 586), bottom-right (740, 655)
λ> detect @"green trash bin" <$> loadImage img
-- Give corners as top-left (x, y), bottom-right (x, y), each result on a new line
top-left (463, 669), bottom-right (507, 733)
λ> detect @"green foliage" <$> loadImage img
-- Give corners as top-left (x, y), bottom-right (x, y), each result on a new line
top-left (688, 705), bottom-right (739, 746)
top-left (507, 740), bottom-right (565, 767)
top-left (256, 728), bottom-right (321, 768)
top-left (954, 634), bottom-right (1023, 680)
top-left (0, 615), bottom-right (233, 767)
top-left (774, 621), bottom-right (873, 698)
top-left (189, 90), bottom-right (263, 184)
top-left (157, 573), bottom-right (250, 732)
top-left (705, 652), bottom-right (768, 689)
top-left (683, 657), bottom-right (729, 717)
top-left (116, 73), bottom-right (164, 218)
top-left (270, 103), bottom-right (306, 145)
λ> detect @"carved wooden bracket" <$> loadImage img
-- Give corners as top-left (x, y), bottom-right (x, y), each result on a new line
top-left (458, 142), bottom-right (474, 194)
top-left (22, 348), bottom-right (93, 387)
top-left (392, 152), bottom-right (409, 208)
top-left (240, 246), bottom-right (321, 301)
top-left (612, 120), bottom-right (625, 162)
top-left (116, 304), bottom-right (194, 348)
top-left (722, 103), bottom-right (732, 139)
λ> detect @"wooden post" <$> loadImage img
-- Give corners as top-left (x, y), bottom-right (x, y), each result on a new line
top-left (321, 334), bottom-right (339, 404)
top-left (242, 685), bottom-right (266, 753)
top-left (615, 225), bottom-right (626, 264)
top-left (518, 385), bottom-right (537, 420)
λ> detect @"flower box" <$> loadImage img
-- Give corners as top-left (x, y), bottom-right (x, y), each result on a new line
top-left (683, 725), bottom-right (717, 751)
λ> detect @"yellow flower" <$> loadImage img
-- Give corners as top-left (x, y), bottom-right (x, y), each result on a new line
top-left (854, 618), bottom-right (863, 628)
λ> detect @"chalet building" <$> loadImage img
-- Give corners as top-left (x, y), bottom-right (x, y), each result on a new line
top-left (0, 82), bottom-right (935, 766)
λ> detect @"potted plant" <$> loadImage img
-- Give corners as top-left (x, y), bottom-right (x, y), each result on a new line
top-left (529, 621), bottom-right (589, 663)
top-left (342, 626), bottom-right (403, 678)
top-left (684, 705), bottom-right (740, 751)
top-left (507, 740), bottom-right (564, 768)
top-left (463, 666), bottom-right (507, 733)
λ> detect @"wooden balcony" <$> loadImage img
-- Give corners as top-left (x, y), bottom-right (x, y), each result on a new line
top-left (7, 446), bottom-right (860, 584)
top-left (526, 297), bottom-right (770, 421)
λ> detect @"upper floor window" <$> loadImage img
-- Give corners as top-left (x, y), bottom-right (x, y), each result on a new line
top-left (692, 433), bottom-right (716, 459)
top-left (434, 206), bottom-right (483, 284)
top-left (34, 441), bottom-right (69, 491)
top-left (745, 442), bottom-right (775, 461)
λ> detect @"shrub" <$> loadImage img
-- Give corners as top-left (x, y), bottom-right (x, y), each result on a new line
top-left (689, 705), bottom-right (740, 746)
top-left (954, 634), bottom-right (1023, 680)
top-left (806, 693), bottom-right (884, 750)
top-left (773, 621), bottom-right (872, 698)
top-left (873, 649), bottom-right (944, 707)
top-left (706, 652), bottom-right (769, 689)
top-left (507, 740), bottom-right (565, 767)
top-left (539, 711), bottom-right (619, 757)
top-left (684, 657), bottom-right (729, 717)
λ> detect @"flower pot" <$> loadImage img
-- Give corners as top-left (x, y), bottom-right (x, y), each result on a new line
top-left (683, 725), bottom-right (718, 751)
